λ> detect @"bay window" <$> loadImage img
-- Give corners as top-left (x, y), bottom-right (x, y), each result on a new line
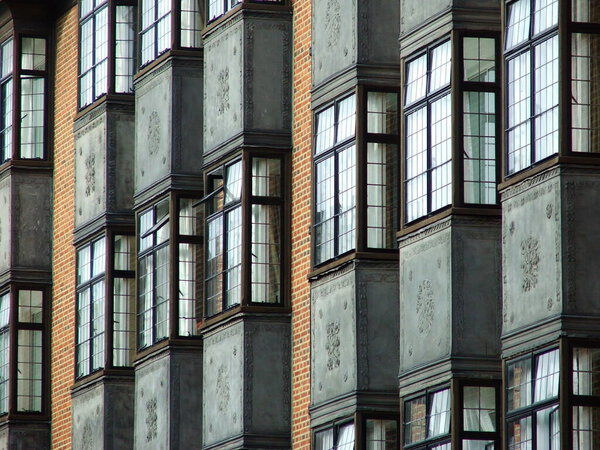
top-left (572, 346), bottom-right (600, 449)
top-left (79, 0), bottom-right (135, 108)
top-left (404, 388), bottom-right (451, 448)
top-left (0, 39), bottom-right (13, 163)
top-left (314, 88), bottom-right (398, 266)
top-left (314, 421), bottom-right (355, 450)
top-left (204, 153), bottom-right (285, 319)
top-left (208, 0), bottom-right (283, 23)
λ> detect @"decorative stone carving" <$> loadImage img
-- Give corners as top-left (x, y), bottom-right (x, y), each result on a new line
top-left (217, 68), bottom-right (230, 116)
top-left (325, 321), bottom-right (341, 371)
top-left (216, 364), bottom-right (230, 412)
top-left (520, 237), bottom-right (540, 292)
top-left (145, 397), bottom-right (158, 442)
top-left (325, 0), bottom-right (341, 47)
top-left (147, 111), bottom-right (160, 156)
top-left (546, 203), bottom-right (553, 219)
top-left (417, 280), bottom-right (434, 334)
top-left (84, 153), bottom-right (95, 197)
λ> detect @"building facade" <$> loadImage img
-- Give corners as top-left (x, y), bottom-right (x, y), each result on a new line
top-left (0, 0), bottom-right (597, 448)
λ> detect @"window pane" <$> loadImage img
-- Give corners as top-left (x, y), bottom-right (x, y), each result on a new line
top-left (367, 92), bottom-right (398, 134)
top-left (21, 37), bottom-right (46, 71)
top-left (315, 156), bottom-right (335, 264)
top-left (430, 41), bottom-right (452, 93)
top-left (573, 406), bottom-right (600, 449)
top-left (92, 237), bottom-right (106, 277)
top-left (179, 198), bottom-right (201, 236)
top-left (0, 324), bottom-right (8, 415)
top-left (431, 94), bottom-right (452, 212)
top-left (181, 0), bottom-right (202, 48)
top-left (534, 349), bottom-right (559, 402)
top-left (0, 293), bottom-right (9, 329)
top-left (405, 107), bottom-right (427, 222)
top-left (534, 36), bottom-right (559, 162)
top-left (404, 396), bottom-right (426, 445)
top-left (18, 290), bottom-right (43, 324)
top-left (573, 0), bottom-right (600, 22)
top-left (533, 0), bottom-right (558, 34)
top-left (508, 416), bottom-right (532, 450)
top-left (114, 235), bottom-right (135, 271)
top-left (428, 388), bottom-right (451, 438)
top-left (179, 243), bottom-right (198, 336)
top-left (537, 406), bottom-right (560, 450)
top-left (336, 95), bottom-right (356, 143)
top-left (91, 280), bottom-right (105, 371)
top-left (1, 78), bottom-right (12, 163)
top-left (205, 215), bottom-right (223, 317)
top-left (19, 76), bottom-right (45, 159)
top-left (17, 330), bottom-right (42, 412)
top-left (405, 54), bottom-right (427, 105)
top-left (573, 347), bottom-right (600, 396)
top-left (252, 158), bottom-right (281, 197)
top-left (366, 419), bottom-right (397, 450)
top-left (572, 33), bottom-right (600, 153)
top-left (77, 244), bottom-right (92, 285)
top-left (464, 91), bottom-right (497, 204)
top-left (463, 386), bottom-right (496, 432)
top-left (76, 288), bottom-right (91, 377)
top-left (507, 52), bottom-right (532, 174)
top-left (1, 40), bottom-right (12, 79)
top-left (225, 206), bottom-right (242, 307)
top-left (506, 0), bottom-right (531, 49)
top-left (337, 145), bottom-right (356, 255)
top-left (251, 204), bottom-right (281, 303)
top-left (367, 143), bottom-right (396, 249)
top-left (208, 0), bottom-right (225, 21)
top-left (115, 6), bottom-right (135, 94)
top-left (113, 277), bottom-right (135, 366)
top-left (315, 428), bottom-right (334, 450)
top-left (154, 245), bottom-right (170, 340)
top-left (464, 37), bottom-right (496, 82)
top-left (137, 254), bottom-right (153, 349)
top-left (463, 440), bottom-right (495, 450)
top-left (316, 105), bottom-right (335, 154)
top-left (337, 422), bottom-right (355, 450)
top-left (507, 358), bottom-right (532, 411)
top-left (225, 161), bottom-right (242, 204)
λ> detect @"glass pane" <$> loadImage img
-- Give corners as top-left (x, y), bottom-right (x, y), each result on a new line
top-left (225, 206), bottom-right (242, 307)
top-left (573, 406), bottom-right (600, 449)
top-left (18, 290), bottom-right (43, 324)
top-left (405, 107), bottom-right (427, 222)
top-left (463, 91), bottom-right (497, 204)
top-left (573, 0), bottom-right (600, 22)
top-left (77, 244), bottom-right (92, 285)
top-left (17, 330), bottom-right (42, 412)
top-left (537, 406), bottom-right (560, 450)
top-left (463, 386), bottom-right (496, 432)
top-left (337, 422), bottom-right (355, 450)
top-left (315, 428), bottom-right (334, 450)
top-left (21, 37), bottom-right (46, 71)
top-left (154, 245), bottom-right (170, 341)
top-left (113, 277), bottom-right (135, 366)
top-left (337, 145), bottom-right (356, 255)
top-left (507, 51), bottom-right (532, 174)
top-left (573, 347), bottom-right (600, 396)
top-left (205, 215), bottom-right (223, 317)
top-left (251, 204), bottom-right (281, 303)
top-left (181, 0), bottom-right (202, 48)
top-left (534, 0), bottom-right (558, 34)
top-left (19, 76), bottom-right (45, 159)
top-left (506, 0), bottom-right (531, 49)
top-left (315, 105), bottom-right (335, 154)
top-left (534, 36), bottom-right (559, 162)
top-left (404, 396), bottom-right (426, 445)
top-left (431, 94), bottom-right (452, 212)
top-left (534, 349), bottom-right (560, 402)
top-left (0, 292), bottom-right (9, 329)
top-left (115, 6), bottom-right (135, 93)
top-left (366, 419), bottom-right (397, 450)
top-left (92, 237), bottom-right (106, 277)
top-left (367, 143), bottom-right (396, 249)
top-left (405, 54), bottom-right (427, 105)
top-left (179, 198), bottom-right (201, 236)
top-left (252, 158), bottom-right (281, 197)
top-left (139, 208), bottom-right (154, 251)
top-left (367, 92), bottom-right (398, 134)
top-left (315, 156), bottom-right (335, 264)
top-left (225, 161), bottom-right (242, 204)
top-left (428, 388), bottom-right (451, 438)
top-left (1, 39), bottom-right (12, 79)
top-left (1, 78), bottom-right (12, 163)
top-left (114, 235), bottom-right (135, 271)
top-left (91, 280), bottom-right (105, 371)
top-left (336, 94), bottom-right (356, 143)
top-left (508, 416), bottom-right (532, 450)
top-left (137, 254), bottom-right (153, 349)
top-left (572, 33), bottom-right (600, 153)
top-left (178, 243), bottom-right (198, 336)
top-left (463, 37), bottom-right (496, 82)
top-left (507, 357), bottom-right (532, 411)
top-left (0, 327), bottom-right (8, 414)
top-left (430, 41), bottom-right (452, 92)
top-left (463, 440), bottom-right (495, 450)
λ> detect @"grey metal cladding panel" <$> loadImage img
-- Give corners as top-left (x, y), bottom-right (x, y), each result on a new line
top-left (312, 0), bottom-right (357, 87)
top-left (7, 427), bottom-right (49, 450)
top-left (72, 384), bottom-right (105, 450)
top-left (399, 227), bottom-right (452, 372)
top-left (501, 171), bottom-right (562, 335)
top-left (360, 0), bottom-right (400, 65)
top-left (203, 19), bottom-right (244, 154)
top-left (170, 351), bottom-right (203, 449)
top-left (247, 321), bottom-right (291, 434)
top-left (400, 0), bottom-right (451, 34)
top-left (105, 382), bottom-right (135, 450)
top-left (452, 225), bottom-right (501, 358)
top-left (13, 173), bottom-right (52, 269)
top-left (311, 270), bottom-right (357, 405)
top-left (135, 70), bottom-right (172, 194)
top-left (202, 322), bottom-right (244, 447)
top-left (74, 113), bottom-right (107, 228)
top-left (357, 268), bottom-right (399, 391)
top-left (176, 70), bottom-right (204, 173)
top-left (134, 355), bottom-right (170, 450)
top-left (246, 17), bottom-right (292, 132)
top-left (113, 115), bottom-right (135, 212)
top-left (0, 177), bottom-right (10, 272)
top-left (562, 172), bottom-right (600, 316)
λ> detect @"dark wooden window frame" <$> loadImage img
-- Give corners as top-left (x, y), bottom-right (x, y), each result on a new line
top-left (455, 378), bottom-right (501, 449)
top-left (78, 0), bottom-right (137, 110)
top-left (206, 0), bottom-right (285, 24)
top-left (0, 38), bottom-right (13, 164)
top-left (313, 417), bottom-right (356, 450)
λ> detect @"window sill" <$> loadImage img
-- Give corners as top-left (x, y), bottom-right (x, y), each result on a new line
top-left (75, 93), bottom-right (134, 122)
top-left (308, 250), bottom-right (398, 281)
top-left (0, 159), bottom-right (52, 176)
top-left (200, 304), bottom-right (291, 333)
top-left (70, 367), bottom-right (135, 394)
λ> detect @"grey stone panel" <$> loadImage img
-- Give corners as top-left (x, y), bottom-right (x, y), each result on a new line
top-left (0, 175), bottom-right (10, 273)
top-left (202, 321), bottom-right (244, 447)
top-left (204, 17), bottom-right (244, 155)
top-left (0, 424), bottom-right (49, 450)
top-left (400, 0), bottom-right (451, 34)
top-left (134, 348), bottom-right (202, 450)
top-left (311, 268), bottom-right (358, 406)
top-left (358, 0), bottom-right (400, 65)
top-left (72, 382), bottom-right (105, 449)
top-left (174, 64), bottom-right (204, 174)
top-left (111, 112), bottom-right (135, 212)
top-left (399, 224), bottom-right (452, 372)
top-left (12, 172), bottom-right (52, 270)
top-left (312, 0), bottom-right (357, 87)
top-left (501, 169), bottom-right (562, 335)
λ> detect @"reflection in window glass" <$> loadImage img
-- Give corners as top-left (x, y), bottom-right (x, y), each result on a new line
top-left (225, 206), bottom-right (242, 306)
top-left (336, 95), bottom-right (356, 144)
top-left (337, 146), bottom-right (356, 255)
top-left (430, 41), bottom-right (452, 93)
top-left (463, 440), bottom-right (495, 450)
top-left (315, 427), bottom-right (334, 450)
top-left (17, 330), bottom-right (42, 412)
top-left (430, 94), bottom-right (452, 213)
top-left (534, 349), bottom-right (560, 402)
top-left (572, 0), bottom-right (600, 22)
top-left (205, 215), bottom-right (223, 317)
top-left (115, 6), bottom-right (135, 94)
top-left (367, 143), bottom-right (396, 248)
top-left (80, 5), bottom-right (108, 106)
top-left (141, 0), bottom-right (171, 66)
top-left (534, 36), bottom-right (559, 161)
top-left (18, 290), bottom-right (43, 324)
top-left (315, 156), bottom-right (335, 263)
top-left (252, 158), bottom-right (281, 197)
top-left (404, 396), bottom-right (426, 445)
top-left (251, 204), bottom-right (280, 303)
top-left (337, 423), bottom-right (355, 450)
top-left (366, 419), bottom-right (397, 450)
top-left (507, 416), bottom-right (532, 450)
top-left (367, 92), bottom-right (398, 134)
top-left (405, 54), bottom-right (427, 105)
top-left (20, 76), bottom-right (45, 159)
top-left (21, 38), bottom-right (46, 71)
top-left (536, 406), bottom-right (560, 450)
top-left (507, 358), bottom-right (532, 411)
top-left (464, 37), bottom-right (496, 82)
top-left (178, 242), bottom-right (197, 335)
top-left (533, 0), bottom-right (558, 35)
top-left (225, 161), bottom-right (242, 204)
top-left (428, 389), bottom-right (451, 438)
top-left (1, 39), bottom-right (13, 163)
top-left (507, 52), bottom-right (532, 174)
top-left (0, 292), bottom-right (9, 414)
top-left (405, 107), bottom-right (427, 222)
top-left (181, 0), bottom-right (202, 48)
top-left (573, 406), bottom-right (600, 449)
top-left (316, 105), bottom-right (335, 154)
top-left (506, 0), bottom-right (531, 49)
top-left (573, 347), bottom-right (600, 396)
top-left (464, 386), bottom-right (496, 432)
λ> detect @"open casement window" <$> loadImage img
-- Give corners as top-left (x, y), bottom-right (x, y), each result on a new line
top-left (506, 347), bottom-right (560, 449)
top-left (207, 0), bottom-right (283, 23)
top-left (79, 0), bottom-right (136, 109)
top-left (403, 34), bottom-right (500, 226)
top-left (313, 88), bottom-right (399, 267)
top-left (204, 153), bottom-right (286, 319)
top-left (75, 232), bottom-right (136, 378)
top-left (314, 421), bottom-right (355, 450)
top-left (0, 286), bottom-right (47, 416)
top-left (403, 388), bottom-right (451, 449)
top-left (139, 0), bottom-right (203, 68)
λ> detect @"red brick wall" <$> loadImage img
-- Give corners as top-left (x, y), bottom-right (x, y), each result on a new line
top-left (51, 6), bottom-right (78, 449)
top-left (290, 0), bottom-right (312, 447)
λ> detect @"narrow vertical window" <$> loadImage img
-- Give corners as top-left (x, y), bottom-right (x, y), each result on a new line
top-left (178, 198), bottom-right (201, 336)
top-left (0, 40), bottom-right (13, 163)
top-left (0, 292), bottom-right (9, 415)
top-left (79, 0), bottom-right (109, 107)
top-left (115, 6), bottom-right (136, 94)
top-left (112, 234), bottom-right (136, 366)
top-left (140, 0), bottom-right (172, 66)
top-left (19, 37), bottom-right (46, 159)
top-left (181, 0), bottom-right (202, 48)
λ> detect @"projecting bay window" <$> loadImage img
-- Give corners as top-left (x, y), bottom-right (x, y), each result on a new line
top-left (204, 154), bottom-right (285, 319)
top-left (404, 388), bottom-right (451, 449)
top-left (314, 89), bottom-right (398, 266)
top-left (208, 0), bottom-right (282, 23)
top-left (140, 0), bottom-right (202, 67)
top-left (572, 345), bottom-right (600, 449)
top-left (403, 35), bottom-right (500, 225)
top-left (0, 39), bottom-right (13, 164)
top-left (314, 415), bottom-right (399, 450)
top-left (75, 233), bottom-right (136, 378)
top-left (79, 0), bottom-right (136, 108)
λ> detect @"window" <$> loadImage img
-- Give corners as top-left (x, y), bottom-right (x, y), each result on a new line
top-left (0, 39), bottom-right (13, 164)
top-left (572, 346), bottom-right (600, 448)
top-left (112, 234), bottom-right (136, 366)
top-left (365, 418), bottom-right (398, 449)
top-left (205, 155), bottom-right (284, 318)
top-left (208, 0), bottom-right (282, 23)
top-left (314, 421), bottom-right (355, 450)
top-left (138, 199), bottom-right (170, 348)
top-left (462, 385), bottom-right (498, 450)
top-left (140, 0), bottom-right (171, 66)
top-left (404, 388), bottom-right (451, 448)
top-left (180, 0), bottom-right (202, 48)
top-left (314, 89), bottom-right (398, 265)
top-left (0, 292), bottom-right (8, 415)
top-left (506, 348), bottom-right (560, 449)
top-left (76, 237), bottom-right (106, 378)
